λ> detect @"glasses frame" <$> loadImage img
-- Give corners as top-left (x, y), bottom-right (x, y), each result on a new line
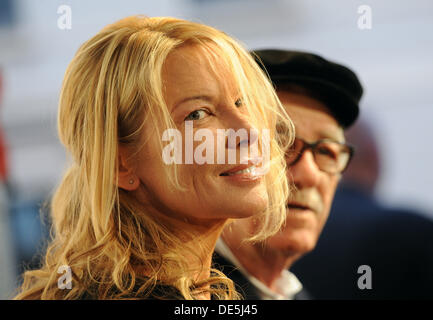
top-left (287, 137), bottom-right (355, 174)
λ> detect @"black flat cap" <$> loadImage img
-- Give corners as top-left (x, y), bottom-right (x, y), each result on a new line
top-left (252, 49), bottom-right (363, 128)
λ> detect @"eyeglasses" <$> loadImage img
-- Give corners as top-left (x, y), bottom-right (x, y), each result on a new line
top-left (286, 137), bottom-right (354, 174)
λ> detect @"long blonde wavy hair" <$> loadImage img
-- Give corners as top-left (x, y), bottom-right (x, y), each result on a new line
top-left (14, 16), bottom-right (294, 300)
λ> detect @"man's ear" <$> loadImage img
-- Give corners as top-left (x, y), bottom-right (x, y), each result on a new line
top-left (117, 145), bottom-right (140, 191)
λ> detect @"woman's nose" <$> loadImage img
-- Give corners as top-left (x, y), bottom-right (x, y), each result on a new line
top-left (225, 111), bottom-right (258, 150)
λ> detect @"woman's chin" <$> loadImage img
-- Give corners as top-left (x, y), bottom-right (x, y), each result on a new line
top-left (222, 191), bottom-right (268, 219)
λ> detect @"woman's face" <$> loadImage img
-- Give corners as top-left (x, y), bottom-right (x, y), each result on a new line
top-left (131, 45), bottom-right (269, 225)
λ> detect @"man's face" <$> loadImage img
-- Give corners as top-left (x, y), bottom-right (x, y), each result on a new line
top-left (265, 90), bottom-right (344, 256)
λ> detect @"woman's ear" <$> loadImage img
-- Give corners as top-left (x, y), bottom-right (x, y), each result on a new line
top-left (117, 145), bottom-right (140, 191)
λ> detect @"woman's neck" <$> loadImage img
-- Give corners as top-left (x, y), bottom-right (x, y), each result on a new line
top-left (172, 217), bottom-right (229, 299)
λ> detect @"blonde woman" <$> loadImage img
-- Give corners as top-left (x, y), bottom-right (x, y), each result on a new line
top-left (14, 16), bottom-right (294, 300)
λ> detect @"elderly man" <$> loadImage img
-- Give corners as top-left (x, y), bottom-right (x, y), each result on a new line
top-left (292, 117), bottom-right (433, 299)
top-left (214, 49), bottom-right (363, 299)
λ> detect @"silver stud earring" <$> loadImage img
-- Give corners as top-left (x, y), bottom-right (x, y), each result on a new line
top-left (129, 179), bottom-right (134, 184)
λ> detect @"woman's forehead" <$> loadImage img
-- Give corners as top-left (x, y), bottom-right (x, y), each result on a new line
top-left (162, 44), bottom-right (240, 108)
top-left (165, 43), bottom-right (238, 82)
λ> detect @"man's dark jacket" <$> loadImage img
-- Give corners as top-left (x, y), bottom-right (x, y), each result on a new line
top-left (213, 252), bottom-right (311, 300)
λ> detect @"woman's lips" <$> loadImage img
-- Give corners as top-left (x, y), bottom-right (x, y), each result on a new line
top-left (220, 164), bottom-right (263, 182)
top-left (220, 163), bottom-right (256, 176)
top-left (219, 156), bottom-right (267, 183)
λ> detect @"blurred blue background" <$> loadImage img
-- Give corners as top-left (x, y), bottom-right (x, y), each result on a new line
top-left (0, 0), bottom-right (432, 299)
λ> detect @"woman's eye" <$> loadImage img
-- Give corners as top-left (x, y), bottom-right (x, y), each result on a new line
top-left (184, 109), bottom-right (209, 121)
top-left (235, 98), bottom-right (243, 107)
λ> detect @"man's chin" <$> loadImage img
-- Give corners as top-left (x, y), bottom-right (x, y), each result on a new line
top-left (284, 207), bottom-right (318, 228)
top-left (268, 225), bottom-right (318, 257)
top-left (284, 233), bottom-right (317, 256)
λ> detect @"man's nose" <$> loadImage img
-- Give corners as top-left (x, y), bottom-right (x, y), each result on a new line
top-left (288, 150), bottom-right (321, 189)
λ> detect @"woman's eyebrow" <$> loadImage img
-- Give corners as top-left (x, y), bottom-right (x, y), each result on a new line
top-left (172, 95), bottom-right (214, 111)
